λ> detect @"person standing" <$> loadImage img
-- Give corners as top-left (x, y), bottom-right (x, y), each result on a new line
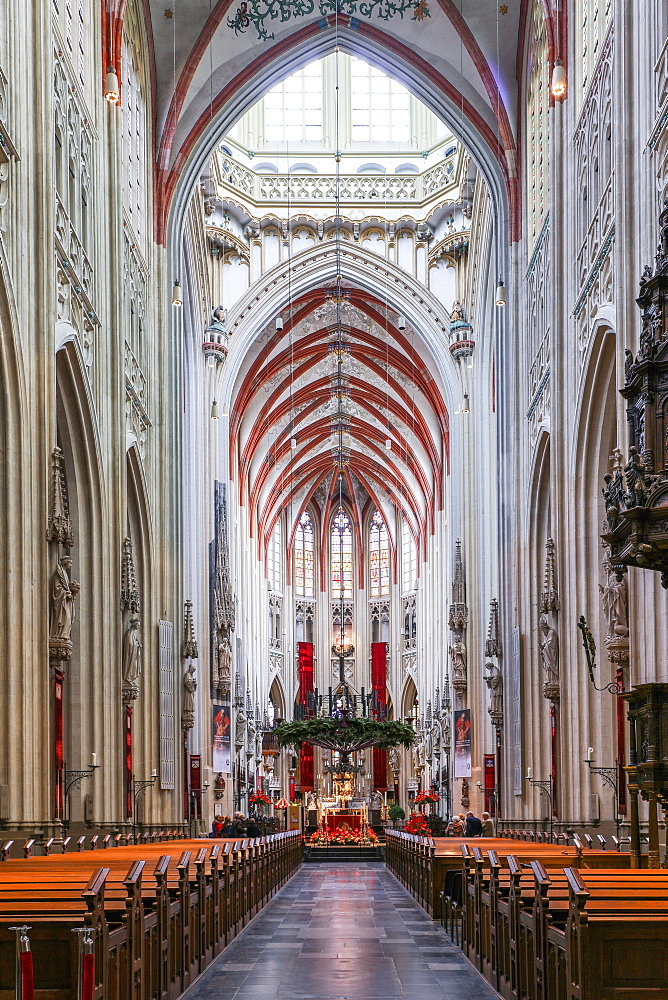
top-left (465, 811), bottom-right (483, 837)
top-left (481, 812), bottom-right (495, 837)
top-left (232, 811), bottom-right (247, 837)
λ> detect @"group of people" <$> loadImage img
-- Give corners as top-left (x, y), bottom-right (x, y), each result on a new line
top-left (211, 811), bottom-right (261, 838)
top-left (445, 811), bottom-right (495, 837)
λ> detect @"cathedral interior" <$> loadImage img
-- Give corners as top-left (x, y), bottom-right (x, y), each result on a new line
top-left (1, 0), bottom-right (668, 996)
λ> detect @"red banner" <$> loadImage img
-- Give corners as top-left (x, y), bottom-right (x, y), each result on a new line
top-left (125, 706), bottom-right (133, 817)
top-left (299, 744), bottom-right (314, 791)
top-left (54, 668), bottom-right (64, 818)
top-left (484, 753), bottom-right (495, 815)
top-left (371, 643), bottom-right (387, 788)
top-left (298, 642), bottom-right (314, 707)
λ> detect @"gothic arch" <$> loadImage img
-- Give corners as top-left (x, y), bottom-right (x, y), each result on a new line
top-left (55, 340), bottom-right (111, 824)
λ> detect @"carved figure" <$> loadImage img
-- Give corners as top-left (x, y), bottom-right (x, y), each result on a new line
top-left (389, 747), bottom-right (400, 773)
top-left (370, 790), bottom-right (383, 809)
top-left (122, 616), bottom-right (142, 687)
top-left (235, 705), bottom-right (246, 751)
top-left (183, 663), bottom-right (197, 716)
top-left (538, 616), bottom-right (559, 688)
top-left (306, 791), bottom-right (317, 810)
top-left (600, 554), bottom-right (629, 637)
top-left (450, 300), bottom-right (464, 323)
top-left (211, 306), bottom-right (227, 330)
top-left (485, 662), bottom-right (503, 721)
top-left (449, 638), bottom-right (467, 692)
top-left (217, 635), bottom-right (232, 692)
top-left (50, 556), bottom-right (80, 642)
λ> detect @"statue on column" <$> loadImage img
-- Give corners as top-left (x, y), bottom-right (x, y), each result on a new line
top-left (600, 553), bottom-right (629, 637)
top-left (182, 663), bottom-right (197, 731)
top-left (235, 704), bottom-right (246, 752)
top-left (389, 746), bottom-right (400, 773)
top-left (485, 661), bottom-right (503, 727)
top-left (49, 555), bottom-right (80, 659)
top-left (122, 615), bottom-right (142, 701)
top-left (216, 634), bottom-right (232, 695)
top-left (450, 637), bottom-right (467, 696)
top-left (539, 616), bottom-right (559, 700)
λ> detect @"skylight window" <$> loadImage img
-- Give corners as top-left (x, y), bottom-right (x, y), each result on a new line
top-left (264, 62), bottom-right (323, 143)
top-left (351, 58), bottom-right (410, 144)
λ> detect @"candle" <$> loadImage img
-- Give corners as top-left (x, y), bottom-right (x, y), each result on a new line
top-left (587, 747), bottom-right (594, 761)
top-left (527, 767), bottom-right (532, 780)
top-left (91, 752), bottom-right (98, 767)
top-left (151, 768), bottom-right (157, 778)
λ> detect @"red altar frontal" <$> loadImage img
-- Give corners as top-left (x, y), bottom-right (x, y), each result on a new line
top-left (326, 812), bottom-right (361, 832)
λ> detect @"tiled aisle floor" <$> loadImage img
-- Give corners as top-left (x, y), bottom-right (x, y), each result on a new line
top-left (184, 863), bottom-right (500, 1000)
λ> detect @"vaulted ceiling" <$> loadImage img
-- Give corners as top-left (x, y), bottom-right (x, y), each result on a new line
top-left (125, 0), bottom-right (561, 241)
top-left (228, 284), bottom-right (449, 570)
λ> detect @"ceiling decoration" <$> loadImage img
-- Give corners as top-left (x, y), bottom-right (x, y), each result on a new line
top-left (228, 0), bottom-right (430, 41)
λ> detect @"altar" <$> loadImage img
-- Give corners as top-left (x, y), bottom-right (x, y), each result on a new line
top-left (326, 811), bottom-right (362, 833)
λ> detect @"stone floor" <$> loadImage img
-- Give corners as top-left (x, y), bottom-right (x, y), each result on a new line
top-left (183, 863), bottom-right (500, 1000)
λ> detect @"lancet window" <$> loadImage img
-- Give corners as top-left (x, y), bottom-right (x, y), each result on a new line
top-left (53, 0), bottom-right (86, 89)
top-left (331, 507), bottom-right (353, 599)
top-left (578, 0), bottom-right (613, 97)
top-left (402, 519), bottom-right (417, 594)
top-left (525, 0), bottom-right (549, 252)
top-left (294, 511), bottom-right (315, 598)
top-left (268, 520), bottom-right (283, 592)
top-left (122, 17), bottom-right (148, 243)
top-left (369, 510), bottom-right (389, 598)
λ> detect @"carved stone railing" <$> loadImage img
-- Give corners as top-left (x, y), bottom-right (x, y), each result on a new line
top-left (216, 149), bottom-right (463, 212)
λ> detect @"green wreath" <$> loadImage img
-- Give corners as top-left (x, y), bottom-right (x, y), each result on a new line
top-left (275, 717), bottom-right (415, 753)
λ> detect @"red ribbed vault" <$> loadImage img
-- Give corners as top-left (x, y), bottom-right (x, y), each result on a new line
top-left (229, 286), bottom-right (449, 580)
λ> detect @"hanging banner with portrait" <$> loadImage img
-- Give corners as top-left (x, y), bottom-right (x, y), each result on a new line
top-left (454, 709), bottom-right (472, 778)
top-left (213, 704), bottom-right (231, 773)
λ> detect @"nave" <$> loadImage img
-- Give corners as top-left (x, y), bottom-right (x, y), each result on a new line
top-left (183, 864), bottom-right (496, 1000)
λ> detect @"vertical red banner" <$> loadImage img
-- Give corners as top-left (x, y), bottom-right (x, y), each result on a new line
top-left (299, 745), bottom-right (314, 791)
top-left (298, 642), bottom-right (314, 706)
top-left (371, 642), bottom-right (387, 789)
top-left (190, 754), bottom-right (202, 820)
top-left (54, 668), bottom-right (64, 818)
top-left (484, 753), bottom-right (496, 815)
top-left (125, 706), bottom-right (133, 817)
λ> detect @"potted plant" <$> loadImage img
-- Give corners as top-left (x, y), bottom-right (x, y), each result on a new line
top-left (388, 804), bottom-right (406, 828)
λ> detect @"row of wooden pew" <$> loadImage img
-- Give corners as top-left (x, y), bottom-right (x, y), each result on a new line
top-left (385, 831), bottom-right (668, 999)
top-left (0, 831), bottom-right (189, 860)
top-left (0, 832), bottom-right (302, 999)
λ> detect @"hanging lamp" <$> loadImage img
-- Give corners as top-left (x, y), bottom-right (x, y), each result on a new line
top-left (104, 67), bottom-right (119, 103)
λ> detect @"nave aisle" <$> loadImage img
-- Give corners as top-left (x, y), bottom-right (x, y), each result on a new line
top-left (184, 864), bottom-right (498, 1000)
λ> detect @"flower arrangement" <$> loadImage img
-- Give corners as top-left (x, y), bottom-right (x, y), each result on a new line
top-left (414, 790), bottom-right (440, 805)
top-left (308, 828), bottom-right (379, 846)
top-left (248, 792), bottom-right (272, 806)
top-left (404, 811), bottom-right (431, 835)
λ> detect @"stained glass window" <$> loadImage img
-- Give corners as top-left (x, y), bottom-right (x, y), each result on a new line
top-left (268, 520), bottom-right (282, 591)
top-left (294, 511), bottom-right (314, 598)
top-left (402, 519), bottom-right (417, 594)
top-left (369, 510), bottom-right (390, 597)
top-left (331, 507), bottom-right (353, 598)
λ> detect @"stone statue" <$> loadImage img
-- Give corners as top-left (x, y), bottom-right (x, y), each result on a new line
top-left (450, 637), bottom-right (467, 694)
top-left (450, 300), bottom-right (464, 323)
top-left (183, 663), bottom-right (197, 716)
top-left (485, 661), bottom-right (503, 724)
top-left (235, 705), bottom-right (246, 751)
top-left (370, 789), bottom-right (383, 809)
top-left (539, 616), bottom-right (559, 696)
top-left (389, 747), bottom-right (400, 773)
top-left (122, 616), bottom-right (142, 688)
top-left (211, 305), bottom-right (227, 330)
top-left (600, 554), bottom-right (629, 637)
top-left (50, 556), bottom-right (80, 643)
top-left (217, 635), bottom-right (232, 693)
top-left (306, 791), bottom-right (317, 810)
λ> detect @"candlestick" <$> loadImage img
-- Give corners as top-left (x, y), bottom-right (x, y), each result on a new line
top-left (151, 768), bottom-right (157, 778)
top-left (91, 752), bottom-right (98, 767)
top-left (527, 767), bottom-right (532, 780)
top-left (587, 746), bottom-right (594, 761)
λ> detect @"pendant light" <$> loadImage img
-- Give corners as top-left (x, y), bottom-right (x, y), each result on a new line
top-left (104, 66), bottom-right (119, 103)
top-left (551, 59), bottom-right (567, 98)
top-left (462, 393), bottom-right (470, 414)
top-left (172, 279), bottom-right (183, 307)
top-left (211, 399), bottom-right (219, 420)
top-left (276, 316), bottom-right (284, 331)
top-left (495, 278), bottom-right (506, 307)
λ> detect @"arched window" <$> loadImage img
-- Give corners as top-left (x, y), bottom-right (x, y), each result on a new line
top-left (268, 520), bottom-right (282, 592)
top-left (402, 519), bottom-right (417, 593)
top-left (577, 0), bottom-right (613, 97)
top-left (264, 61), bottom-right (323, 143)
top-left (525, 1), bottom-right (549, 252)
top-left (351, 58), bottom-right (410, 143)
top-left (331, 507), bottom-right (353, 598)
top-left (369, 510), bottom-right (389, 597)
top-left (122, 31), bottom-right (147, 242)
top-left (294, 511), bottom-right (314, 598)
